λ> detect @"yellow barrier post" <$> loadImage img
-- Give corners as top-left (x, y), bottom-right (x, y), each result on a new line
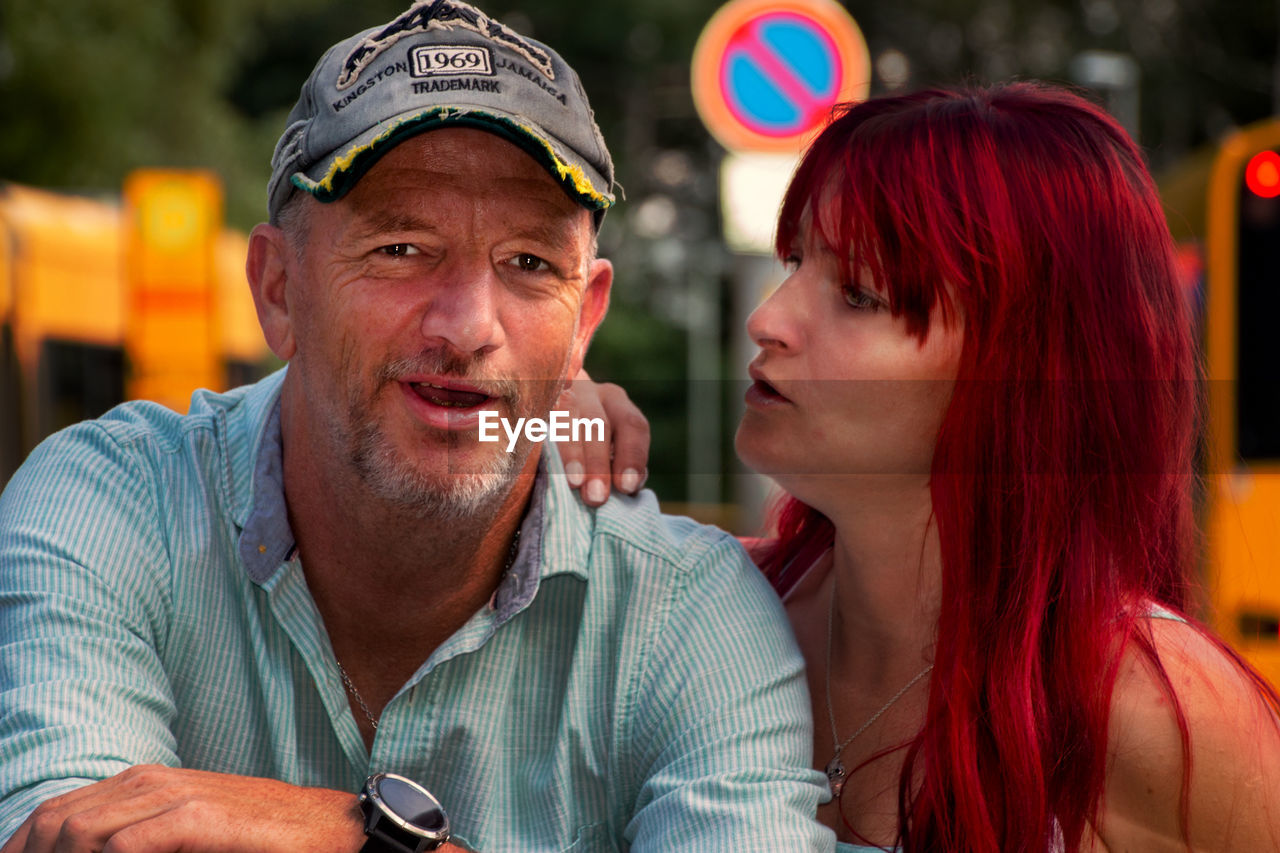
top-left (122, 170), bottom-right (223, 412)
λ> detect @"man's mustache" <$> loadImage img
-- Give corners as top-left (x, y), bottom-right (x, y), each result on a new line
top-left (376, 351), bottom-right (523, 405)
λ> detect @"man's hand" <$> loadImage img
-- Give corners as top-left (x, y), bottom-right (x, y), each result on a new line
top-left (557, 370), bottom-right (650, 507)
top-left (1, 765), bottom-right (368, 853)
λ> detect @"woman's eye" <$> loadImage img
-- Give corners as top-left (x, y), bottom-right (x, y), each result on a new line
top-left (379, 244), bottom-right (418, 257)
top-left (509, 253), bottom-right (550, 272)
top-left (782, 253), bottom-right (802, 272)
top-left (842, 286), bottom-right (883, 311)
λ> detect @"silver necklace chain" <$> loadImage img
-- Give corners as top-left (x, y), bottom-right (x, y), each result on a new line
top-left (824, 578), bottom-right (932, 798)
top-left (337, 659), bottom-right (379, 731)
top-left (337, 527), bottom-right (522, 733)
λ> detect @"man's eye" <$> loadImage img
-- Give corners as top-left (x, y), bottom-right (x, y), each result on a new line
top-left (379, 244), bottom-right (418, 257)
top-left (509, 253), bottom-right (550, 272)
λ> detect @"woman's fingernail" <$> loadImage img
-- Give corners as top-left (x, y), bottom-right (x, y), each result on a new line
top-left (620, 468), bottom-right (640, 492)
top-left (565, 460), bottom-right (585, 487)
top-left (586, 479), bottom-right (608, 504)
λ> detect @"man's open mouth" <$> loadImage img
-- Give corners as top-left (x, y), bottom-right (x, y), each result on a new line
top-left (410, 381), bottom-right (492, 409)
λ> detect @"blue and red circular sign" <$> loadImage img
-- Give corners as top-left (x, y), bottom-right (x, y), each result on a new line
top-left (692, 0), bottom-right (870, 153)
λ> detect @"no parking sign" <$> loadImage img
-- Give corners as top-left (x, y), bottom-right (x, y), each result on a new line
top-left (692, 0), bottom-right (870, 153)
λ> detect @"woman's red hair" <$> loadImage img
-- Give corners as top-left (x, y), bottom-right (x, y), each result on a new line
top-left (758, 82), bottom-right (1278, 850)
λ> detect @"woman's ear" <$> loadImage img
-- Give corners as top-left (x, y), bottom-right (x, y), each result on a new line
top-left (246, 223), bottom-right (297, 360)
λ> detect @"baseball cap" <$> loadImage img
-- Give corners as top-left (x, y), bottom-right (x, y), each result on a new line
top-left (267, 0), bottom-right (615, 224)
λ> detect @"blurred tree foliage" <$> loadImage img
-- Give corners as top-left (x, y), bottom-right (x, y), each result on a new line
top-left (848, 0), bottom-right (1277, 158)
top-left (1, 0), bottom-right (1276, 500)
top-left (2, 0), bottom-right (1275, 216)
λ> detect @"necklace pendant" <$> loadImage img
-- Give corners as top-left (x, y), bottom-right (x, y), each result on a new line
top-left (824, 756), bottom-right (847, 797)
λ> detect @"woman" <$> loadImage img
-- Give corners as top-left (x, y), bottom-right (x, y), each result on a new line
top-left (575, 82), bottom-right (1280, 850)
top-left (723, 80), bottom-right (1280, 850)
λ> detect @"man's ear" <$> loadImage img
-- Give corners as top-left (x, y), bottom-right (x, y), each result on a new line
top-left (246, 223), bottom-right (297, 361)
top-left (567, 257), bottom-right (613, 378)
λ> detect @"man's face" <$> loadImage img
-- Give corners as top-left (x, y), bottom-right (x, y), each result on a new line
top-left (276, 128), bottom-right (610, 517)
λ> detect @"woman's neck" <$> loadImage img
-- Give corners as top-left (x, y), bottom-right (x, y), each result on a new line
top-left (821, 476), bottom-right (943, 681)
top-left (785, 478), bottom-right (944, 846)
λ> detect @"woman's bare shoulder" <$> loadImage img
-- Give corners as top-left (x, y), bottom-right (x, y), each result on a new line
top-left (1098, 616), bottom-right (1280, 850)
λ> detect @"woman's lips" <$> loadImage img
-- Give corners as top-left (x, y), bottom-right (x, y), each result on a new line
top-left (745, 379), bottom-right (792, 408)
top-left (745, 364), bottom-right (793, 408)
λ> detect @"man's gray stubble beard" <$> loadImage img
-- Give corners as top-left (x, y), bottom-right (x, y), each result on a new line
top-left (344, 352), bottom-right (540, 521)
top-left (349, 412), bottom-right (521, 521)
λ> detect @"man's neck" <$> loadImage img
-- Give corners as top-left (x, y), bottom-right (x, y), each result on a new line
top-left (291, 452), bottom-right (534, 606)
top-left (280, 411), bottom-right (540, 702)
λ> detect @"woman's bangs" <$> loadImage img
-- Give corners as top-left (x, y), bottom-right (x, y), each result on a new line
top-left (834, 141), bottom-right (954, 338)
top-left (777, 101), bottom-right (965, 339)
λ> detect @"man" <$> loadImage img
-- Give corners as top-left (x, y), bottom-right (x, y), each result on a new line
top-left (0, 2), bottom-right (829, 851)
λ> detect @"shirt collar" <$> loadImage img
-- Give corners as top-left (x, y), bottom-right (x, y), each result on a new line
top-left (238, 399), bottom-right (293, 583)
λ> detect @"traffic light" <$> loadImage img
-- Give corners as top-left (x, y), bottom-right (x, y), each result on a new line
top-left (1205, 118), bottom-right (1280, 467)
top-left (1244, 150), bottom-right (1280, 199)
top-left (1204, 118), bottom-right (1280, 683)
top-left (1236, 146), bottom-right (1280, 460)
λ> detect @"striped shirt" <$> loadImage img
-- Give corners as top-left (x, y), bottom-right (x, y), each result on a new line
top-left (0, 370), bottom-right (832, 851)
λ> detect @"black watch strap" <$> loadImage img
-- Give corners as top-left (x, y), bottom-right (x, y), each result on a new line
top-left (360, 833), bottom-right (413, 853)
top-left (360, 823), bottom-right (446, 853)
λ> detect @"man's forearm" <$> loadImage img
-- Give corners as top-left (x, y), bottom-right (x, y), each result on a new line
top-left (0, 767), bottom-right (365, 853)
top-left (0, 767), bottom-right (486, 853)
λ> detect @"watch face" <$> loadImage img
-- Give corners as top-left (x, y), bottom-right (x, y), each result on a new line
top-left (376, 775), bottom-right (447, 832)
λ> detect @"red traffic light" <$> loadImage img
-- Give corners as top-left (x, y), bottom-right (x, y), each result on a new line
top-left (1245, 150), bottom-right (1280, 199)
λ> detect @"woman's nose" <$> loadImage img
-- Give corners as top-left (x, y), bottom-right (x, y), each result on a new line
top-left (746, 273), bottom-right (806, 353)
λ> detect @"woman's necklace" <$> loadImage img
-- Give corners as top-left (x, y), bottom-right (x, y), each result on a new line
top-left (337, 527), bottom-right (522, 733)
top-left (824, 580), bottom-right (932, 797)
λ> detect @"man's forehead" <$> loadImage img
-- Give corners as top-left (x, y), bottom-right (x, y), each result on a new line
top-left (336, 129), bottom-right (591, 224)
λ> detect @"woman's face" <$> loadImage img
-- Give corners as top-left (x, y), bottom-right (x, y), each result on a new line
top-left (735, 219), bottom-right (964, 505)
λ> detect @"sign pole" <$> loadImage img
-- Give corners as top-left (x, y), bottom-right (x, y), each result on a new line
top-left (691, 0), bottom-right (870, 529)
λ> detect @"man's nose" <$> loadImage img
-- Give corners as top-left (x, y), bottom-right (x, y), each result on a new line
top-left (418, 261), bottom-right (504, 355)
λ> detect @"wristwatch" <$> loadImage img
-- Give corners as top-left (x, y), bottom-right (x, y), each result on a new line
top-left (358, 772), bottom-right (451, 853)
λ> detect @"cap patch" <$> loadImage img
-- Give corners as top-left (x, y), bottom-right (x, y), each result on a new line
top-left (338, 0), bottom-right (554, 91)
top-left (410, 44), bottom-right (494, 77)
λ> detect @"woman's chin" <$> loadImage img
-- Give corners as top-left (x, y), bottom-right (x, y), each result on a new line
top-left (733, 419), bottom-right (783, 477)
